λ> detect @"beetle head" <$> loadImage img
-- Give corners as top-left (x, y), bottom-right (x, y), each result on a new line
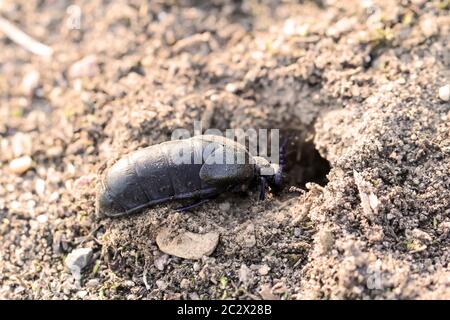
top-left (253, 156), bottom-right (283, 191)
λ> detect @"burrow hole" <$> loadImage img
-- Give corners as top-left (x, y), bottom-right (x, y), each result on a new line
top-left (278, 129), bottom-right (331, 190)
top-left (226, 128), bottom-right (331, 191)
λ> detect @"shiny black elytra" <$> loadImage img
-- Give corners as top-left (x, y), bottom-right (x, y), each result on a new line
top-left (96, 135), bottom-right (282, 217)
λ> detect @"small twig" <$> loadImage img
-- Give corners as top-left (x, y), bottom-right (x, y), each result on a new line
top-left (172, 32), bottom-right (212, 54)
top-left (142, 268), bottom-right (151, 291)
top-left (293, 255), bottom-right (305, 269)
top-left (78, 224), bottom-right (103, 245)
top-left (0, 16), bottom-right (53, 56)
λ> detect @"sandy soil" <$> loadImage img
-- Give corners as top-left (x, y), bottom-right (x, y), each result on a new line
top-left (0, 0), bottom-right (449, 299)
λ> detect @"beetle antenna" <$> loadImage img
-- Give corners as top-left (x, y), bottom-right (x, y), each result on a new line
top-left (272, 136), bottom-right (288, 191)
top-left (259, 176), bottom-right (267, 200)
top-left (279, 136), bottom-right (288, 173)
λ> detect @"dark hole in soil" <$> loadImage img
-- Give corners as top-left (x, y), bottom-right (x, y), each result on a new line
top-left (281, 132), bottom-right (331, 189)
top-left (224, 128), bottom-right (331, 191)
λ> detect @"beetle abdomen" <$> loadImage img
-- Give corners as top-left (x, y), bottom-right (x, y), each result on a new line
top-left (97, 153), bottom-right (154, 217)
top-left (97, 140), bottom-right (213, 217)
top-left (131, 146), bottom-right (175, 200)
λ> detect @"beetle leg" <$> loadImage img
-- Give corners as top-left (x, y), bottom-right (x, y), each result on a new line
top-left (176, 199), bottom-right (211, 212)
top-left (259, 176), bottom-right (267, 200)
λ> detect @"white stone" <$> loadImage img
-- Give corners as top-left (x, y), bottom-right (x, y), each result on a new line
top-left (156, 280), bottom-right (168, 290)
top-left (180, 278), bottom-right (190, 289)
top-left (225, 82), bottom-right (238, 93)
top-left (9, 156), bottom-right (32, 174)
top-left (156, 228), bottom-right (219, 260)
top-left (68, 55), bottom-right (99, 79)
top-left (35, 179), bottom-right (46, 196)
top-left (239, 264), bottom-right (251, 285)
top-left (258, 264), bottom-right (270, 276)
top-left (86, 279), bottom-right (99, 288)
top-left (66, 248), bottom-right (93, 280)
top-left (438, 84), bottom-right (449, 102)
top-left (21, 70), bottom-right (40, 96)
top-left (36, 214), bottom-right (48, 224)
top-left (11, 133), bottom-right (32, 157)
top-left (420, 16), bottom-right (438, 38)
top-left (76, 290), bottom-right (88, 299)
top-left (154, 254), bottom-right (169, 271)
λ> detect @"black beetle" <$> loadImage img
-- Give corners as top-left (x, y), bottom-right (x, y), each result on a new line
top-left (96, 135), bottom-right (283, 217)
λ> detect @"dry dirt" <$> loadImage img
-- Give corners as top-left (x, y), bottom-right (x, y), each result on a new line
top-left (0, 0), bottom-right (449, 300)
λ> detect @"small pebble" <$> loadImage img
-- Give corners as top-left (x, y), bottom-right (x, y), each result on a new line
top-left (86, 279), bottom-right (99, 288)
top-left (156, 280), bottom-right (168, 290)
top-left (123, 280), bottom-right (135, 288)
top-left (73, 174), bottom-right (96, 191)
top-left (35, 179), bottom-right (46, 196)
top-left (438, 84), bottom-right (449, 102)
top-left (180, 278), bottom-right (190, 289)
top-left (409, 228), bottom-right (433, 244)
top-left (189, 292), bottom-right (200, 300)
top-left (27, 200), bottom-right (36, 210)
top-left (243, 224), bottom-right (256, 248)
top-left (225, 83), bottom-right (238, 93)
top-left (420, 16), bottom-right (438, 38)
top-left (258, 264), bottom-right (270, 276)
top-left (14, 286), bottom-right (25, 295)
top-left (258, 284), bottom-right (277, 300)
top-left (154, 254), bottom-right (169, 271)
top-left (239, 264), bottom-right (251, 285)
top-left (36, 214), bottom-right (48, 224)
top-left (21, 70), bottom-right (40, 96)
top-left (11, 133), bottom-right (32, 157)
top-left (46, 146), bottom-right (63, 158)
top-left (156, 229), bottom-right (219, 260)
top-left (66, 248), bottom-right (93, 280)
top-left (49, 192), bottom-right (60, 202)
top-left (219, 201), bottom-right (231, 211)
top-left (326, 17), bottom-right (357, 38)
top-left (272, 281), bottom-right (288, 295)
top-left (76, 290), bottom-right (88, 299)
top-left (68, 55), bottom-right (99, 79)
top-left (9, 156), bottom-right (32, 174)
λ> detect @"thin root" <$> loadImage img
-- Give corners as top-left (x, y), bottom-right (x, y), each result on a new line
top-left (0, 16), bottom-right (53, 56)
